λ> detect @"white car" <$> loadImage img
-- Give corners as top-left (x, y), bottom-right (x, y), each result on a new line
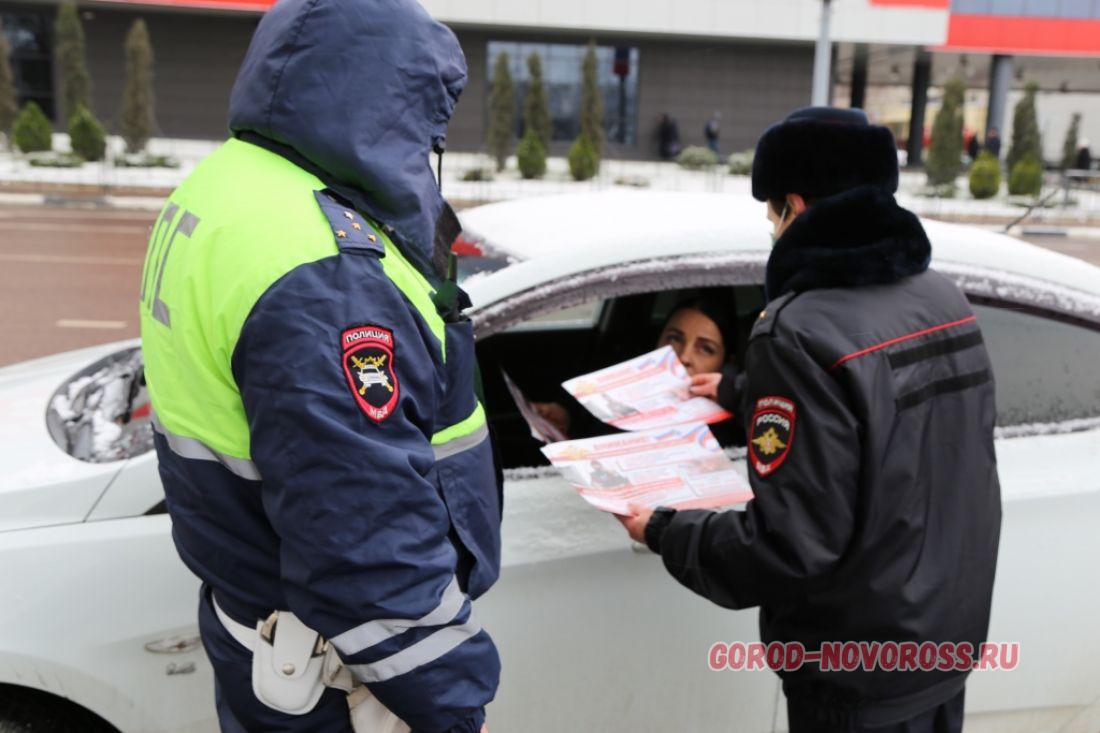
top-left (1, 191), bottom-right (1099, 733)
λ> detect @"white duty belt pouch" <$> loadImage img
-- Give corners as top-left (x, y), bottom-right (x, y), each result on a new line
top-left (214, 600), bottom-right (410, 732)
top-left (252, 610), bottom-right (328, 715)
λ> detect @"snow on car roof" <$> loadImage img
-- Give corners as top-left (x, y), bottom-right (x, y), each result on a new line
top-left (459, 190), bottom-right (1100, 308)
top-left (460, 190), bottom-right (772, 263)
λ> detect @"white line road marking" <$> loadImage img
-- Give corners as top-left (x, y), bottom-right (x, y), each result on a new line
top-left (0, 208), bottom-right (159, 222)
top-left (56, 319), bottom-right (128, 330)
top-left (0, 222), bottom-right (151, 235)
top-left (0, 253), bottom-right (141, 266)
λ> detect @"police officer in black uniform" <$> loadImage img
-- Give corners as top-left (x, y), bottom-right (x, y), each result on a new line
top-left (618, 107), bottom-right (1001, 733)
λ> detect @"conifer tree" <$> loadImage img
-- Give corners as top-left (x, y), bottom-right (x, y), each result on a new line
top-left (12, 101), bottom-right (53, 153)
top-left (487, 52), bottom-right (514, 171)
top-left (120, 19), bottom-right (157, 153)
top-left (579, 41), bottom-right (604, 159)
top-left (1007, 82), bottom-right (1042, 171)
top-left (54, 1), bottom-right (93, 122)
top-left (926, 77), bottom-right (965, 186)
top-left (524, 52), bottom-right (551, 151)
top-left (0, 19), bottom-right (19, 140)
top-left (1060, 112), bottom-right (1081, 171)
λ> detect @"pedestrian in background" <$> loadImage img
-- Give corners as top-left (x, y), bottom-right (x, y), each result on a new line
top-left (618, 107), bottom-right (1001, 733)
top-left (1076, 138), bottom-right (1093, 170)
top-left (984, 126), bottom-right (1002, 158)
top-left (658, 112), bottom-right (683, 160)
top-left (705, 111), bottom-right (721, 154)
top-left (967, 131), bottom-right (981, 161)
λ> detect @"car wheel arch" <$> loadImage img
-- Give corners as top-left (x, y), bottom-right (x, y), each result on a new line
top-left (0, 683), bottom-right (119, 733)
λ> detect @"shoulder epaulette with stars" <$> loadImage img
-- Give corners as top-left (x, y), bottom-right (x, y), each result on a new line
top-left (313, 190), bottom-right (385, 256)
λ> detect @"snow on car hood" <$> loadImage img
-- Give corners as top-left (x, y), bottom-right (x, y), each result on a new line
top-left (0, 340), bottom-right (141, 531)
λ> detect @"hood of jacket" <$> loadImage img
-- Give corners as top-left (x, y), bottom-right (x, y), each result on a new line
top-left (765, 185), bottom-right (932, 301)
top-left (228, 0), bottom-right (467, 280)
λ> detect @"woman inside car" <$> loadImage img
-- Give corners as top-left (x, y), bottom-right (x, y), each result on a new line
top-left (533, 289), bottom-right (746, 447)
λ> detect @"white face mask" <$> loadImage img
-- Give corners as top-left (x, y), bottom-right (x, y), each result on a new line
top-left (771, 202), bottom-right (791, 245)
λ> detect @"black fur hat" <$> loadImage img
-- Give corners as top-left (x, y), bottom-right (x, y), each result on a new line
top-left (751, 107), bottom-right (899, 202)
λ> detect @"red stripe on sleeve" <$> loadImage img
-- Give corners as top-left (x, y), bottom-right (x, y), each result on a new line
top-left (829, 316), bottom-right (977, 372)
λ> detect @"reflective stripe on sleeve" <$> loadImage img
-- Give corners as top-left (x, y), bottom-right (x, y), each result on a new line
top-left (151, 411), bottom-right (262, 481)
top-left (432, 422), bottom-right (489, 461)
top-left (330, 576), bottom-right (467, 656)
top-left (431, 403), bottom-right (488, 460)
top-left (347, 619), bottom-right (483, 684)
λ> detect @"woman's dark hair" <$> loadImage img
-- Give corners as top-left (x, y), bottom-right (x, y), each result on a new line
top-left (663, 289), bottom-right (738, 363)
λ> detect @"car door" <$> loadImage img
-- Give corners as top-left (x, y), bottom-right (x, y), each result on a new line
top-left (471, 253), bottom-right (781, 733)
top-left (949, 291), bottom-right (1100, 730)
top-left (471, 251), bottom-right (1100, 732)
top-left (0, 342), bottom-right (213, 733)
top-left (0, 511), bottom-right (213, 733)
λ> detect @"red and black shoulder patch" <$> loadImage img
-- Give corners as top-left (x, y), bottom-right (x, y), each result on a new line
top-left (341, 325), bottom-right (399, 423)
top-left (749, 396), bottom-right (796, 477)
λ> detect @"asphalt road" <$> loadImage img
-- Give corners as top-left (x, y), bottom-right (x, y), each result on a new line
top-left (0, 205), bottom-right (155, 367)
top-left (1016, 234), bottom-right (1100, 268)
top-left (0, 204), bottom-right (1098, 368)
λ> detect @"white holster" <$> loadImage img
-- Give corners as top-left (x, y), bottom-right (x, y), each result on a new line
top-left (214, 599), bottom-right (410, 732)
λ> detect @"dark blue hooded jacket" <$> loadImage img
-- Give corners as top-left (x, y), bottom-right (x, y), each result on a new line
top-left (143, 1), bottom-right (502, 731)
top-left (230, 0), bottom-right (467, 281)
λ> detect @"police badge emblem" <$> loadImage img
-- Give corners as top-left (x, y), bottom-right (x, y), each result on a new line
top-left (341, 325), bottom-right (399, 422)
top-left (749, 396), bottom-right (796, 477)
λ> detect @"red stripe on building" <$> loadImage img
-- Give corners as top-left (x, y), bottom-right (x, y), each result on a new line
top-left (95, 0), bottom-right (274, 11)
top-left (829, 316), bottom-right (977, 372)
top-left (870, 0), bottom-right (949, 8)
top-left (945, 15), bottom-right (1100, 56)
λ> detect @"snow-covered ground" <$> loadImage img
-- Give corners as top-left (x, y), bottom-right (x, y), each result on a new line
top-left (0, 134), bottom-right (215, 190)
top-left (2, 135), bottom-right (1099, 226)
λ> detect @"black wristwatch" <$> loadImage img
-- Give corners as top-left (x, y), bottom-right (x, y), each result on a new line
top-left (644, 506), bottom-right (678, 554)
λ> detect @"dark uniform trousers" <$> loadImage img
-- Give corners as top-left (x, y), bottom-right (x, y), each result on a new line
top-left (787, 690), bottom-right (965, 733)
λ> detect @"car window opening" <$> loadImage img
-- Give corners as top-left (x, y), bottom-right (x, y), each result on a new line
top-left (479, 285), bottom-right (765, 470)
top-left (972, 303), bottom-right (1100, 428)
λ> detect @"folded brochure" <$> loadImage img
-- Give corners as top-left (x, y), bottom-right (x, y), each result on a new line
top-left (562, 345), bottom-right (731, 432)
top-left (540, 422), bottom-right (753, 515)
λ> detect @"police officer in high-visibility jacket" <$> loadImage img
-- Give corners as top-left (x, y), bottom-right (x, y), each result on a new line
top-left (138, 1), bottom-right (500, 730)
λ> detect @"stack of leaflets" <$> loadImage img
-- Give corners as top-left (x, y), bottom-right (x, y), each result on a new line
top-left (504, 346), bottom-right (752, 514)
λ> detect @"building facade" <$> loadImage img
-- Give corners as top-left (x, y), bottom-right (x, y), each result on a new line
top-left (1, 0), bottom-right (1098, 160)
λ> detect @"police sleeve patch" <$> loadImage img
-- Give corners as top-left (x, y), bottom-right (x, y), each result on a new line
top-left (749, 396), bottom-right (796, 477)
top-left (341, 325), bottom-right (399, 422)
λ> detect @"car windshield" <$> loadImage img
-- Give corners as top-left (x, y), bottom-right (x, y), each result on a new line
top-left (452, 229), bottom-right (517, 286)
top-left (456, 252), bottom-right (513, 285)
